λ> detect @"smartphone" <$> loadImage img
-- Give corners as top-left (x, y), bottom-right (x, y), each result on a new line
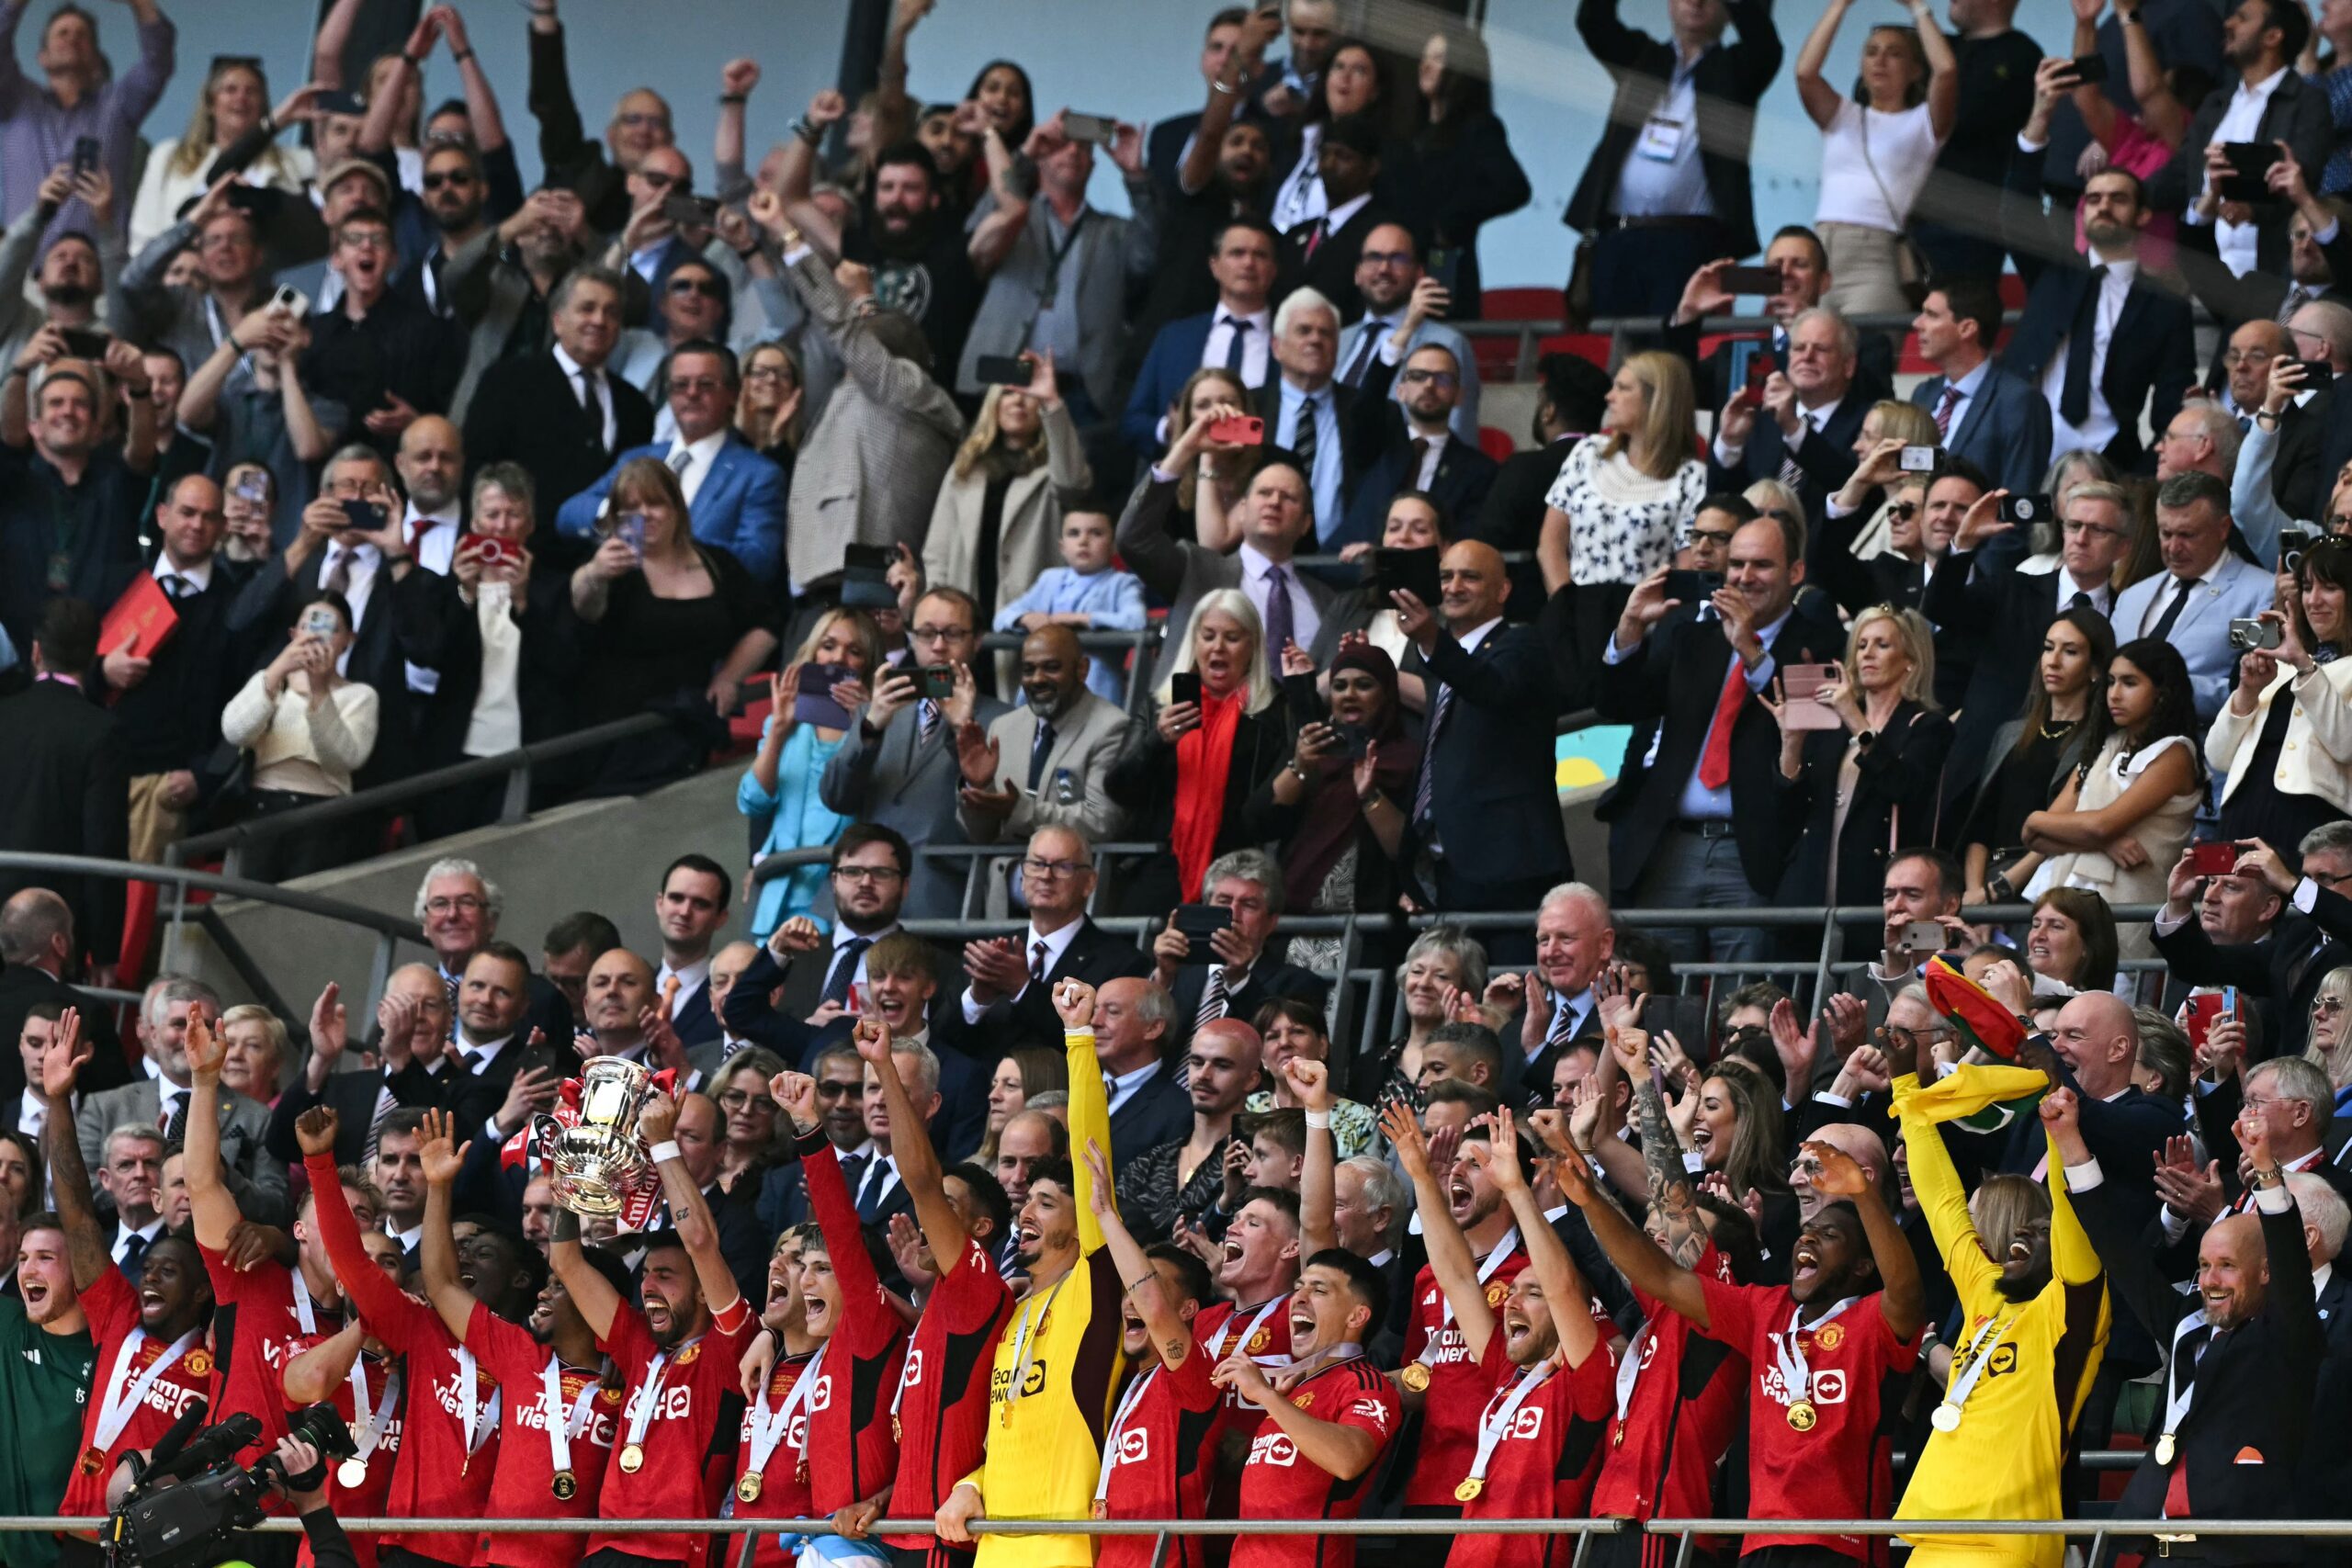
top-left (1170, 671), bottom-right (1203, 708)
top-left (973, 354), bottom-right (1033, 387)
top-left (1663, 569), bottom-right (1723, 604)
top-left (2068, 52), bottom-right (2109, 85)
top-left (338, 498), bottom-right (385, 532)
top-left (1900, 919), bottom-right (1948, 953)
top-left (232, 469), bottom-right (270, 504)
top-left (1780, 662), bottom-right (1845, 729)
top-left (57, 326), bottom-right (108, 362)
top-left (314, 88), bottom-right (368, 118)
top-left (1061, 111), bottom-right (1119, 145)
top-left (2183, 989), bottom-right (2226, 1048)
top-left (1172, 904), bottom-right (1235, 947)
top-left (1736, 349), bottom-right (1776, 411)
top-left (270, 283), bottom-right (310, 318)
top-left (1721, 265), bottom-right (1782, 295)
top-left (1370, 546), bottom-right (1441, 604)
top-left (2224, 985), bottom-right (2239, 1018)
top-left (2229, 616), bottom-right (2283, 651)
top-left (616, 512), bottom-right (648, 558)
top-left (2186, 840), bottom-right (2243, 877)
top-left (2295, 359), bottom-right (2337, 391)
top-left (793, 662), bottom-right (857, 730)
top-left (299, 606), bottom-right (340, 637)
top-left (1424, 245), bottom-right (1462, 294)
top-left (71, 136), bottom-right (100, 178)
top-left (1337, 720), bottom-right (1373, 760)
top-left (662, 193), bottom-right (718, 228)
top-left (1207, 413), bottom-right (1264, 445)
top-left (1997, 492), bottom-right (2055, 525)
top-left (841, 542), bottom-right (896, 609)
top-left (2221, 141), bottom-right (2279, 200)
top-left (1899, 445), bottom-right (1940, 473)
top-left (915, 665), bottom-right (956, 700)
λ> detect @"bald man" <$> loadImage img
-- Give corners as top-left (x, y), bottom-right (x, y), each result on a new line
top-left (957, 622), bottom-right (1134, 844)
top-left (1393, 539), bottom-right (1570, 958)
top-left (582, 947), bottom-right (658, 1059)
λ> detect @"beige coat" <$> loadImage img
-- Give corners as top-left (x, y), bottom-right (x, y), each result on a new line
top-left (2206, 657), bottom-right (2352, 815)
top-left (921, 400), bottom-right (1093, 623)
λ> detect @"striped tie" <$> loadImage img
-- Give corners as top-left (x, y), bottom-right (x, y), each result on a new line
top-left (1195, 968), bottom-right (1230, 1032)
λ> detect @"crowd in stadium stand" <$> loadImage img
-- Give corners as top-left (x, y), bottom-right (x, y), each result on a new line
top-left (12, 0), bottom-right (2352, 1564)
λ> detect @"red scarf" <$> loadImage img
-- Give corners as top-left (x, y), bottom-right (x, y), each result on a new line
top-left (1171, 687), bottom-right (1243, 898)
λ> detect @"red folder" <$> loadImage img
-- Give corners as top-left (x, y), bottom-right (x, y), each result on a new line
top-left (100, 573), bottom-right (179, 661)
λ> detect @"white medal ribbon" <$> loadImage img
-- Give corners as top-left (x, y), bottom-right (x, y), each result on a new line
top-left (1207, 1297), bottom-right (1285, 1361)
top-left (2161, 1308), bottom-right (2211, 1446)
top-left (1091, 1364), bottom-right (1160, 1504)
top-left (347, 1356), bottom-right (401, 1466)
top-left (751, 1343), bottom-right (823, 1476)
top-left (292, 1268), bottom-right (319, 1337)
top-left (622, 1334), bottom-right (701, 1451)
top-left (1419, 1230), bottom-right (1520, 1369)
top-left (1771, 1295), bottom-right (1860, 1406)
top-left (541, 1356), bottom-right (604, 1479)
top-left (1612, 1321), bottom-right (1655, 1425)
top-left (1002, 1275), bottom-right (1068, 1414)
top-left (1465, 1360), bottom-right (1555, 1483)
top-left (455, 1346), bottom-right (501, 1456)
top-left (1933, 1311), bottom-right (2015, 1428)
top-left (94, 1327), bottom-right (201, 1450)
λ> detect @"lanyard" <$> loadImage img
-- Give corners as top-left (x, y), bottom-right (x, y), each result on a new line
top-left (1418, 1230), bottom-right (1519, 1368)
top-left (1030, 209), bottom-right (1091, 315)
top-left (540, 1356), bottom-right (603, 1478)
top-left (1466, 1361), bottom-right (1555, 1483)
top-left (624, 1334), bottom-right (701, 1450)
top-left (1772, 1296), bottom-right (1860, 1404)
top-left (751, 1343), bottom-right (823, 1474)
top-left (1002, 1273), bottom-right (1069, 1415)
top-left (1092, 1364), bottom-right (1159, 1504)
top-left (1613, 1321), bottom-right (1655, 1424)
top-left (349, 1356), bottom-right (401, 1465)
top-left (1932, 1310), bottom-right (2016, 1428)
top-left (94, 1327), bottom-right (201, 1450)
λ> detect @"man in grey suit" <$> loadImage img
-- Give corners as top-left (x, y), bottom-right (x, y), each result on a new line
top-left (76, 976), bottom-right (287, 1225)
top-left (2112, 471), bottom-right (2278, 723)
top-left (821, 588), bottom-right (1012, 919)
top-left (1908, 277), bottom-right (2052, 499)
top-left (956, 625), bottom-right (1132, 845)
top-left (1117, 413), bottom-right (1340, 690)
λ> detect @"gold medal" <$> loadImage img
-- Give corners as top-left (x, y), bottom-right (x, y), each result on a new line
top-left (2155, 1434), bottom-right (2177, 1466)
top-left (1454, 1477), bottom-right (1484, 1503)
top-left (737, 1472), bottom-right (764, 1504)
top-left (1401, 1362), bottom-right (1431, 1393)
top-left (551, 1470), bottom-right (577, 1502)
top-left (618, 1443), bottom-right (645, 1473)
top-left (1786, 1399), bottom-right (1818, 1432)
top-left (78, 1448), bottom-right (105, 1478)
top-left (891, 1415), bottom-right (901, 1442)
top-left (1091, 1501), bottom-right (1108, 1520)
top-left (336, 1459), bottom-right (367, 1489)
top-left (1611, 1426), bottom-right (1624, 1450)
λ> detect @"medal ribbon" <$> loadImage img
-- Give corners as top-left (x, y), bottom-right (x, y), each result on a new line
top-left (1933, 1310), bottom-right (2016, 1427)
top-left (2161, 1308), bottom-right (2211, 1450)
top-left (1464, 1360), bottom-right (1555, 1485)
top-left (456, 1346), bottom-right (500, 1456)
top-left (1002, 1274), bottom-right (1069, 1415)
top-left (1091, 1364), bottom-right (1160, 1505)
top-left (622, 1334), bottom-right (701, 1452)
top-left (541, 1355), bottom-right (604, 1480)
top-left (750, 1343), bottom-right (823, 1476)
top-left (93, 1327), bottom-right (202, 1451)
top-left (1611, 1321), bottom-right (1654, 1425)
top-left (1771, 1295), bottom-right (1860, 1406)
top-left (348, 1357), bottom-right (401, 1467)
top-left (1418, 1231), bottom-right (1520, 1371)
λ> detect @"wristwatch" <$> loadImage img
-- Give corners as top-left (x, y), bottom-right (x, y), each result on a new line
top-left (1985, 872), bottom-right (2016, 902)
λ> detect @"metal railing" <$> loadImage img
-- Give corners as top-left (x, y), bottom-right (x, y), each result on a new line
top-left (1455, 307), bottom-right (2018, 383)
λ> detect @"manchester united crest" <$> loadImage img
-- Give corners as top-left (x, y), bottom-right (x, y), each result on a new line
top-left (1814, 1324), bottom-right (1845, 1351)
top-left (185, 1349), bottom-right (213, 1379)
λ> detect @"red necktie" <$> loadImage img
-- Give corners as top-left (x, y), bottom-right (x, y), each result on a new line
top-left (407, 517), bottom-right (432, 555)
top-left (2164, 1457), bottom-right (2191, 1518)
top-left (1696, 658), bottom-right (1747, 791)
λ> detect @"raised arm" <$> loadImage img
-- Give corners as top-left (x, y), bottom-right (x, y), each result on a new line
top-left (1084, 1140), bottom-right (1192, 1369)
top-left (549, 1208), bottom-right (622, 1341)
top-left (40, 1010), bottom-right (110, 1291)
top-left (434, 6), bottom-right (509, 152)
top-left (1053, 979), bottom-right (1114, 1252)
top-left (639, 1090), bottom-right (742, 1315)
top-left (1792, 0), bottom-right (1856, 128)
top-left (1885, 1033), bottom-right (1999, 1300)
top-left (1292, 1059), bottom-right (1339, 1257)
top-left (856, 1020), bottom-right (967, 1272)
top-left (416, 1108), bottom-right (479, 1342)
top-left (1182, 8), bottom-right (1282, 194)
top-left (296, 1107), bottom-right (425, 1336)
top-left (311, 0), bottom-right (363, 88)
top-left (1491, 1107), bottom-right (1600, 1368)
top-left (1610, 1010), bottom-right (1710, 1268)
top-left (1552, 1114), bottom-right (1713, 1329)
top-left (1380, 1099), bottom-right (1499, 1362)
top-left (182, 1011), bottom-right (244, 1250)
top-left (1804, 1136), bottom-right (1926, 1340)
top-left (1918, 2), bottom-right (1962, 139)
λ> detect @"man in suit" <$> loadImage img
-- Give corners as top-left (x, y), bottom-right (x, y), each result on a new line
top-left (605, 146), bottom-right (699, 333)
top-left (226, 444), bottom-right (472, 790)
top-left (413, 859), bottom-right (575, 1052)
top-left (462, 265), bottom-right (653, 529)
top-left (726, 827), bottom-right (917, 1057)
top-left (2002, 128), bottom-right (2197, 474)
top-left (1566, 0), bottom-right (1782, 319)
top-left (1122, 215), bottom-right (1281, 461)
top-left (77, 976), bottom-right (286, 1225)
top-left (1148, 9), bottom-right (1251, 194)
top-left (1095, 976), bottom-right (1192, 1176)
top-left (554, 340), bottom-right (787, 583)
top-left (1266, 286), bottom-right (1408, 554)
top-left (650, 853), bottom-right (731, 1049)
top-left (821, 588), bottom-right (1009, 919)
top-left (1925, 479), bottom-right (2136, 808)
top-left (1333, 339), bottom-right (1498, 552)
top-left (2114, 471), bottom-right (2278, 722)
top-left (1707, 305), bottom-right (1869, 532)
top-left (0, 889), bottom-right (127, 1101)
top-left (1395, 541), bottom-right (1574, 962)
top-left (2052, 1083), bottom-right (2322, 1562)
top-left (2154, 831), bottom-right (2352, 1063)
top-left (1275, 115), bottom-right (1386, 322)
top-left (264, 964), bottom-right (466, 1168)
top-left (1594, 513), bottom-right (1845, 964)
top-left (2245, 298), bottom-right (2347, 530)
top-left (0, 602), bottom-right (125, 967)
top-left (1663, 231), bottom-right (1898, 410)
top-left (440, 186), bottom-right (594, 423)
top-left (1909, 277), bottom-right (2054, 498)
top-left (436, 941), bottom-right (583, 1143)
top-left (1119, 431), bottom-right (1338, 690)
top-left (958, 823), bottom-right (1151, 1049)
top-left (1334, 221), bottom-right (1483, 443)
top-left (2146, 0), bottom-right (2333, 282)
top-left (956, 624), bottom-right (1132, 846)
top-left (1150, 847), bottom-right (1328, 1044)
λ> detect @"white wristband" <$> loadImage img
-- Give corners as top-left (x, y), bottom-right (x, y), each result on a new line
top-left (649, 1140), bottom-right (682, 1165)
top-left (1305, 1110), bottom-right (1332, 1130)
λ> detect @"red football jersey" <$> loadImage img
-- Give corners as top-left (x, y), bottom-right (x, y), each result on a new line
top-left (801, 1140), bottom-right (909, 1516)
top-left (885, 1235), bottom-right (1012, 1551)
top-left (1231, 1355), bottom-right (1400, 1568)
top-left (1196, 1295), bottom-right (1294, 1438)
top-left (1589, 1258), bottom-right (1748, 1526)
top-left (586, 1297), bottom-right (755, 1565)
top-left (1401, 1247), bottom-right (1528, 1509)
top-left (733, 1349), bottom-right (818, 1568)
top-left (1444, 1333), bottom-right (1617, 1568)
top-left (466, 1303), bottom-right (621, 1568)
top-left (307, 1150), bottom-right (501, 1565)
top-left (61, 1269), bottom-right (212, 1517)
top-left (1099, 1338), bottom-right (1223, 1568)
top-left (200, 1244), bottom-right (340, 1461)
top-left (1695, 1278), bottom-right (1918, 1566)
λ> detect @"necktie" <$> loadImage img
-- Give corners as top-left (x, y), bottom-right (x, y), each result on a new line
top-left (1342, 325), bottom-right (1385, 388)
top-left (161, 1091), bottom-right (188, 1145)
top-left (1777, 413), bottom-right (1810, 492)
top-left (1304, 218), bottom-right (1328, 259)
top-left (1028, 720), bottom-right (1056, 792)
top-left (459, 1048), bottom-right (481, 1075)
top-left (322, 546), bottom-right (351, 596)
top-left (2239, 413), bottom-right (2255, 436)
top-left (1222, 316), bottom-right (1250, 375)
top-left (821, 937), bottom-right (873, 1009)
top-left (667, 446), bottom-right (694, 487)
top-left (164, 574), bottom-right (190, 600)
top-left (1411, 678), bottom-right (1454, 827)
top-left (1292, 394), bottom-right (1319, 478)
top-left (2281, 285), bottom-right (2313, 326)
top-left (2149, 575), bottom-right (2199, 640)
top-left (660, 974), bottom-right (682, 1020)
top-left (855, 1156), bottom-right (894, 1221)
top-left (1696, 656), bottom-right (1750, 791)
top-left (1262, 564), bottom-right (1295, 660)
top-left (406, 516), bottom-right (433, 556)
top-left (119, 1231), bottom-right (149, 1270)
top-left (1546, 999), bottom-right (1577, 1048)
top-left (2071, 590), bottom-right (2093, 610)
top-left (1412, 436), bottom-right (1435, 486)
top-left (1933, 384), bottom-right (1962, 441)
top-left (2060, 267), bottom-right (2107, 428)
top-left (1195, 967), bottom-right (1231, 1031)
top-left (1030, 939), bottom-right (1049, 984)
top-left (918, 699), bottom-right (941, 749)
top-left (579, 368), bottom-right (608, 448)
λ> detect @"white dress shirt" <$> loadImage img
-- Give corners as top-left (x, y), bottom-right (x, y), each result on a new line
top-left (1103, 1058), bottom-right (1166, 1118)
top-left (113, 1217), bottom-right (164, 1269)
top-left (313, 540), bottom-right (382, 677)
top-left (1201, 305), bottom-right (1272, 389)
top-left (152, 555), bottom-right (214, 597)
top-left (401, 509), bottom-right (463, 694)
top-left (963, 917), bottom-right (1082, 1021)
top-left (664, 428), bottom-right (728, 507)
top-left (657, 956), bottom-right (711, 1023)
top-left (2038, 255), bottom-right (2138, 457)
top-left (1239, 541), bottom-right (1323, 654)
top-left (554, 344), bottom-right (618, 451)
top-left (1613, 46), bottom-right (1717, 218)
top-left (2194, 68), bottom-right (2290, 276)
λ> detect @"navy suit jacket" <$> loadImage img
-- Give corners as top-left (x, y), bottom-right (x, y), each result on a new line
top-left (554, 430), bottom-right (788, 583)
top-left (670, 981), bottom-right (718, 1048)
top-left (1337, 432), bottom-right (1500, 553)
top-left (1408, 623), bottom-right (1575, 903)
top-left (1166, 956), bottom-right (1331, 1050)
top-left (1125, 311), bottom-right (1226, 459)
top-left (1109, 1066), bottom-right (1193, 1176)
top-left (1908, 363), bottom-right (2052, 497)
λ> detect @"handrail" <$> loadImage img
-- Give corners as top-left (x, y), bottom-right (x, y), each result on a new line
top-left (1454, 306), bottom-right (2023, 383)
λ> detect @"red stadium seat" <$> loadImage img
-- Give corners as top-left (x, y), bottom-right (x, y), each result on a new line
top-left (1477, 426), bottom-right (1515, 461)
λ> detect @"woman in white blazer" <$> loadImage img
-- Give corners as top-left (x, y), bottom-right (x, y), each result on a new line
top-left (2210, 544), bottom-right (2352, 856)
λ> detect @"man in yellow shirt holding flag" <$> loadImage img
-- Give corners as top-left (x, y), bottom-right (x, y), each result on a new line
top-left (937, 978), bottom-right (1127, 1568)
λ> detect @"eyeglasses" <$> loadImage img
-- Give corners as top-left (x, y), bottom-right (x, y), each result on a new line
top-left (422, 170), bottom-right (476, 190)
top-left (2223, 348), bottom-right (2278, 366)
top-left (1399, 369), bottom-right (1459, 389)
top-left (669, 276), bottom-right (724, 299)
top-left (746, 365), bottom-right (794, 383)
top-left (910, 624), bottom-right (970, 644)
top-left (637, 169), bottom-right (678, 188)
top-left (717, 1090), bottom-right (770, 1111)
top-left (670, 376), bottom-right (726, 394)
top-left (339, 231), bottom-right (392, 252)
top-left (2061, 519), bottom-right (2127, 539)
top-left (1357, 249), bottom-right (1413, 268)
top-left (832, 863), bottom-right (905, 884)
top-left (1023, 858), bottom-right (1090, 879)
top-left (425, 896), bottom-right (486, 915)
top-left (1689, 528), bottom-right (1736, 547)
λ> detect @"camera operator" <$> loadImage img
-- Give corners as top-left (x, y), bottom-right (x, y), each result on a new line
top-left (267, 1433), bottom-right (366, 1568)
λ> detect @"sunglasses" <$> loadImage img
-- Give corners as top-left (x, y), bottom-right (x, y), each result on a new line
top-left (422, 170), bottom-right (476, 190)
top-left (1887, 502), bottom-right (1918, 521)
top-left (669, 276), bottom-right (723, 298)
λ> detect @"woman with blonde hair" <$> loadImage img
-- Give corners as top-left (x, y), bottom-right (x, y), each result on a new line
top-left (739, 606), bottom-right (884, 937)
top-left (736, 341), bottom-right (807, 470)
top-left (1106, 588), bottom-right (1292, 911)
top-left (1831, 399), bottom-right (1942, 562)
top-left (2305, 965), bottom-right (2352, 1110)
top-left (1766, 605), bottom-right (1952, 915)
top-left (923, 349), bottom-right (1091, 642)
top-left (130, 58), bottom-right (314, 250)
top-left (1538, 349), bottom-right (1706, 671)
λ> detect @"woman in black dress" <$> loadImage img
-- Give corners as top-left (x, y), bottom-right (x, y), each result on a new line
top-left (1956, 606), bottom-right (2113, 906)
